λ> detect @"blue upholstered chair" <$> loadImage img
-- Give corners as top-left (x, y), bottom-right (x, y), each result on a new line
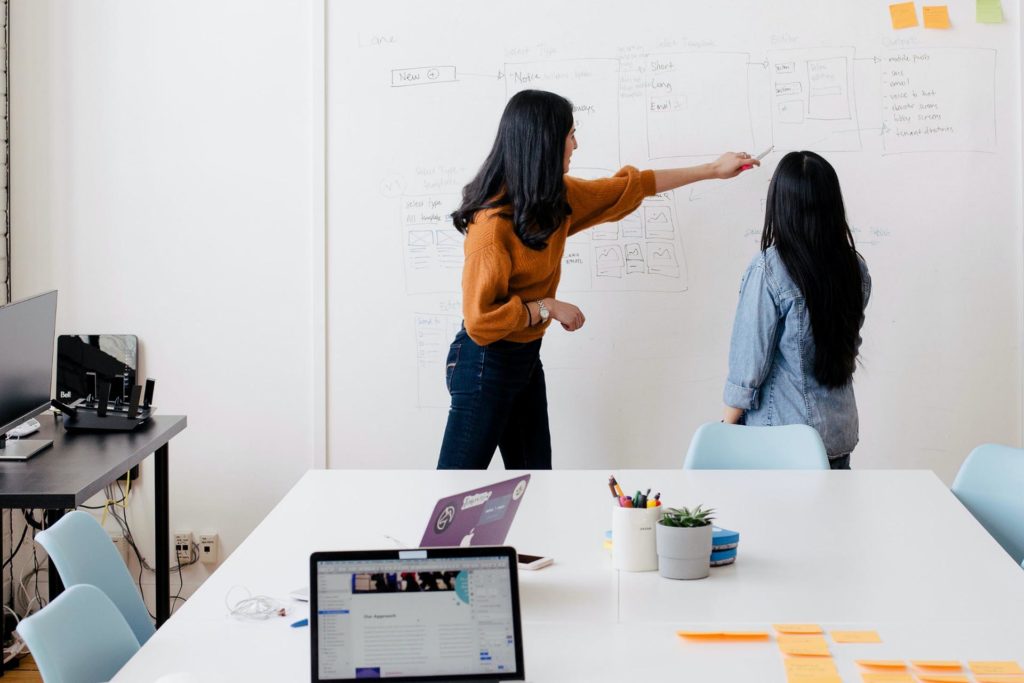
top-left (684, 422), bottom-right (830, 470)
top-left (16, 584), bottom-right (140, 683)
top-left (35, 510), bottom-right (155, 645)
top-left (951, 443), bottom-right (1024, 564)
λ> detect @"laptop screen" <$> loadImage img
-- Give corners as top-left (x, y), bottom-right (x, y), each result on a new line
top-left (311, 548), bottom-right (524, 681)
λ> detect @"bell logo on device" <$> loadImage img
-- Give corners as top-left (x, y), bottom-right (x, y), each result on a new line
top-left (434, 505), bottom-right (456, 533)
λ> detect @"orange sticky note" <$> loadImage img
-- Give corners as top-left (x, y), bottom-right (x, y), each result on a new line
top-left (858, 661), bottom-right (906, 669)
top-left (974, 676), bottom-right (1024, 683)
top-left (831, 630), bottom-right (882, 643)
top-left (970, 662), bottom-right (1024, 675)
top-left (776, 624), bottom-right (825, 634)
top-left (785, 657), bottom-right (842, 683)
top-left (676, 630), bottom-right (770, 640)
top-left (917, 675), bottom-right (970, 683)
top-left (912, 661), bottom-right (963, 670)
top-left (862, 672), bottom-right (915, 683)
top-left (923, 5), bottom-right (952, 27)
top-left (889, 2), bottom-right (919, 28)
top-left (778, 634), bottom-right (831, 656)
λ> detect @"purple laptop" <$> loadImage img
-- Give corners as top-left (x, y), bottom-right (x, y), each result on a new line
top-left (419, 475), bottom-right (531, 548)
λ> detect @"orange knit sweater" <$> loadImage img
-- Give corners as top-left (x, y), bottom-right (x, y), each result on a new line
top-left (461, 166), bottom-right (657, 345)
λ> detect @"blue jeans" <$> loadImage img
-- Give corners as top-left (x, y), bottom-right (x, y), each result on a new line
top-left (436, 326), bottom-right (551, 470)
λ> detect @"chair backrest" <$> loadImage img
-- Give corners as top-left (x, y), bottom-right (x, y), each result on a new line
top-left (35, 511), bottom-right (155, 645)
top-left (951, 443), bottom-right (1024, 564)
top-left (684, 422), bottom-right (830, 470)
top-left (16, 584), bottom-right (140, 683)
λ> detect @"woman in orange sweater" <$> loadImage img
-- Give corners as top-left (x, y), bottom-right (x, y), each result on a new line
top-left (437, 89), bottom-right (758, 469)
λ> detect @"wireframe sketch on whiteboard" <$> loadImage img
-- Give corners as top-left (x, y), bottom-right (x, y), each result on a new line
top-left (767, 48), bottom-right (861, 152)
top-left (402, 194), bottom-right (462, 294)
top-left (880, 48), bottom-right (996, 154)
top-left (415, 313), bottom-right (462, 408)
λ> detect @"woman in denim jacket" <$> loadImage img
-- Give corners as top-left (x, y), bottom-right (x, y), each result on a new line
top-left (723, 151), bottom-right (870, 469)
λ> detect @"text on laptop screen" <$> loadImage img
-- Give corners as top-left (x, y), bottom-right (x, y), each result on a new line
top-left (316, 555), bottom-right (518, 680)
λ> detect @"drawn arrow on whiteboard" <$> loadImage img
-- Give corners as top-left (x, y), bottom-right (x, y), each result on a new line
top-left (854, 56), bottom-right (883, 63)
top-left (460, 70), bottom-right (504, 80)
top-left (746, 59), bottom-right (769, 68)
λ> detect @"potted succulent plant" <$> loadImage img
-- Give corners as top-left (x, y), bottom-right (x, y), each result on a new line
top-left (656, 505), bottom-right (715, 580)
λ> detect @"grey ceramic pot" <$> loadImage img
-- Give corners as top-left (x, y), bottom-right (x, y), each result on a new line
top-left (655, 522), bottom-right (712, 580)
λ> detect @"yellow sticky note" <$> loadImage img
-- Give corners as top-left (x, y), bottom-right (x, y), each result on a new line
top-left (917, 674), bottom-right (970, 683)
top-left (912, 661), bottom-right (963, 670)
top-left (778, 634), bottom-right (831, 656)
top-left (831, 630), bottom-right (882, 643)
top-left (785, 657), bottom-right (842, 683)
top-left (976, 0), bottom-right (1003, 23)
top-left (970, 662), bottom-right (1024, 675)
top-left (862, 672), bottom-right (915, 683)
top-left (974, 676), bottom-right (1024, 683)
top-left (676, 630), bottom-right (770, 640)
top-left (858, 661), bottom-right (906, 669)
top-left (889, 2), bottom-right (919, 29)
top-left (776, 624), bottom-right (825, 634)
top-left (923, 5), bottom-right (952, 28)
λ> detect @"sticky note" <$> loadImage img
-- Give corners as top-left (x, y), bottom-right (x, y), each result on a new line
top-left (923, 5), bottom-right (952, 28)
top-left (969, 662), bottom-right (1024, 675)
top-left (858, 661), bottom-right (906, 669)
top-left (974, 676), bottom-right (1024, 683)
top-left (775, 624), bottom-right (824, 634)
top-left (889, 2), bottom-right (919, 29)
top-left (831, 630), bottom-right (882, 643)
top-left (862, 673), bottom-right (915, 683)
top-left (912, 661), bottom-right (963, 670)
top-left (778, 634), bottom-right (831, 656)
top-left (676, 630), bottom-right (770, 640)
top-left (976, 0), bottom-right (1003, 23)
top-left (785, 657), bottom-right (840, 676)
top-left (917, 675), bottom-right (970, 683)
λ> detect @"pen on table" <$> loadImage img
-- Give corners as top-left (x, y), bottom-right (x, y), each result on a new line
top-left (291, 618), bottom-right (308, 628)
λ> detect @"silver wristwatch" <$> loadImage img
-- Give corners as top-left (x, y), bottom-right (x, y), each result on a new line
top-left (536, 300), bottom-right (550, 323)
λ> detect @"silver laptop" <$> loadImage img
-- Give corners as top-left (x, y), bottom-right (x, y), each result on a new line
top-left (310, 546), bottom-right (525, 682)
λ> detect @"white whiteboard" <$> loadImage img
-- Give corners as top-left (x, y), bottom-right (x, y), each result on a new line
top-left (325, 1), bottom-right (1023, 482)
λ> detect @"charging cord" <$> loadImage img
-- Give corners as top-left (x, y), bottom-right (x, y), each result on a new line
top-left (224, 586), bottom-right (286, 620)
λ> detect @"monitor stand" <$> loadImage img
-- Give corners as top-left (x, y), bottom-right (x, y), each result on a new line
top-left (0, 436), bottom-right (53, 461)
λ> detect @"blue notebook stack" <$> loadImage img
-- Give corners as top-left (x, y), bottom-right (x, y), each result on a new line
top-left (711, 526), bottom-right (740, 566)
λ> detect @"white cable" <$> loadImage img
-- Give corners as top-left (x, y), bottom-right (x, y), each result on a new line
top-left (224, 586), bottom-right (285, 620)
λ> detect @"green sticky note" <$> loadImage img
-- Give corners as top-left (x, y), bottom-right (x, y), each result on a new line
top-left (976, 0), bottom-right (1003, 23)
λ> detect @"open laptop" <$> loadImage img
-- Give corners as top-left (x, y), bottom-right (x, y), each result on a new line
top-left (310, 546), bottom-right (525, 682)
top-left (419, 475), bottom-right (530, 548)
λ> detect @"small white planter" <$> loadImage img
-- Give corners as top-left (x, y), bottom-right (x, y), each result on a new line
top-left (655, 522), bottom-right (712, 580)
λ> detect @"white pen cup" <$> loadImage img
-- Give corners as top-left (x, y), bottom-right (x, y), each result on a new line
top-left (611, 505), bottom-right (663, 572)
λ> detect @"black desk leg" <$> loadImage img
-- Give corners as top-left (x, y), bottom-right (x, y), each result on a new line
top-left (44, 510), bottom-right (66, 600)
top-left (155, 443), bottom-right (170, 627)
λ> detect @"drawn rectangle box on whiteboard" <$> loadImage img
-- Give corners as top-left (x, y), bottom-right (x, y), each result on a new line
top-left (402, 193), bottom-right (462, 294)
top-left (505, 58), bottom-right (620, 172)
top-left (768, 47), bottom-right (861, 152)
top-left (414, 313), bottom-right (462, 408)
top-left (391, 66), bottom-right (456, 87)
top-left (880, 48), bottom-right (996, 155)
top-left (645, 52), bottom-right (753, 159)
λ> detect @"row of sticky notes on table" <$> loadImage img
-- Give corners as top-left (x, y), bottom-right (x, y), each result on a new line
top-left (889, 1), bottom-right (1004, 29)
top-left (675, 625), bottom-right (1023, 683)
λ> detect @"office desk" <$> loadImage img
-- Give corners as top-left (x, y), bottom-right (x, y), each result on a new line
top-left (0, 413), bottom-right (187, 631)
top-left (113, 470), bottom-right (1024, 682)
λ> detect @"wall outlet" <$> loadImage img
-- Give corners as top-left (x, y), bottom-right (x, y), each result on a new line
top-left (174, 531), bottom-right (193, 564)
top-left (110, 534), bottom-right (130, 566)
top-left (198, 533), bottom-right (218, 565)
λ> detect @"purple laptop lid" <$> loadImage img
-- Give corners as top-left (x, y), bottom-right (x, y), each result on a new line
top-left (420, 475), bottom-right (531, 548)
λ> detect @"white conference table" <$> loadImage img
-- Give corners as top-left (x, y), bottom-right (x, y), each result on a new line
top-left (113, 470), bottom-right (1024, 682)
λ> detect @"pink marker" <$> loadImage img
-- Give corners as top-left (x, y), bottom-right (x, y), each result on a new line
top-left (741, 145), bottom-right (774, 170)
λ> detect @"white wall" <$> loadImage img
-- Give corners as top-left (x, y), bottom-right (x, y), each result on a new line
top-left (10, 0), bottom-right (317, 603)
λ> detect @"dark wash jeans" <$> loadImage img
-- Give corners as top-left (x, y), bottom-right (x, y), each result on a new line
top-left (436, 326), bottom-right (552, 470)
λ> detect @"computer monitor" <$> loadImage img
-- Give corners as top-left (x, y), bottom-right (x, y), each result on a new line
top-left (0, 291), bottom-right (58, 460)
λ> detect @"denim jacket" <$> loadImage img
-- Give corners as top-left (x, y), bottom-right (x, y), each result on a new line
top-left (723, 246), bottom-right (871, 457)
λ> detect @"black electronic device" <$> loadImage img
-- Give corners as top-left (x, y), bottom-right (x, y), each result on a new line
top-left (0, 291), bottom-right (58, 461)
top-left (51, 378), bottom-right (156, 433)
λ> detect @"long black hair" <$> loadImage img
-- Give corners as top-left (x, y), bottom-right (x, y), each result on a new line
top-left (761, 151), bottom-right (864, 388)
top-left (452, 90), bottom-right (574, 250)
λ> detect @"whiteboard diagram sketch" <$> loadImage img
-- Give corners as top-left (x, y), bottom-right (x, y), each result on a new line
top-left (401, 193), bottom-right (461, 294)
